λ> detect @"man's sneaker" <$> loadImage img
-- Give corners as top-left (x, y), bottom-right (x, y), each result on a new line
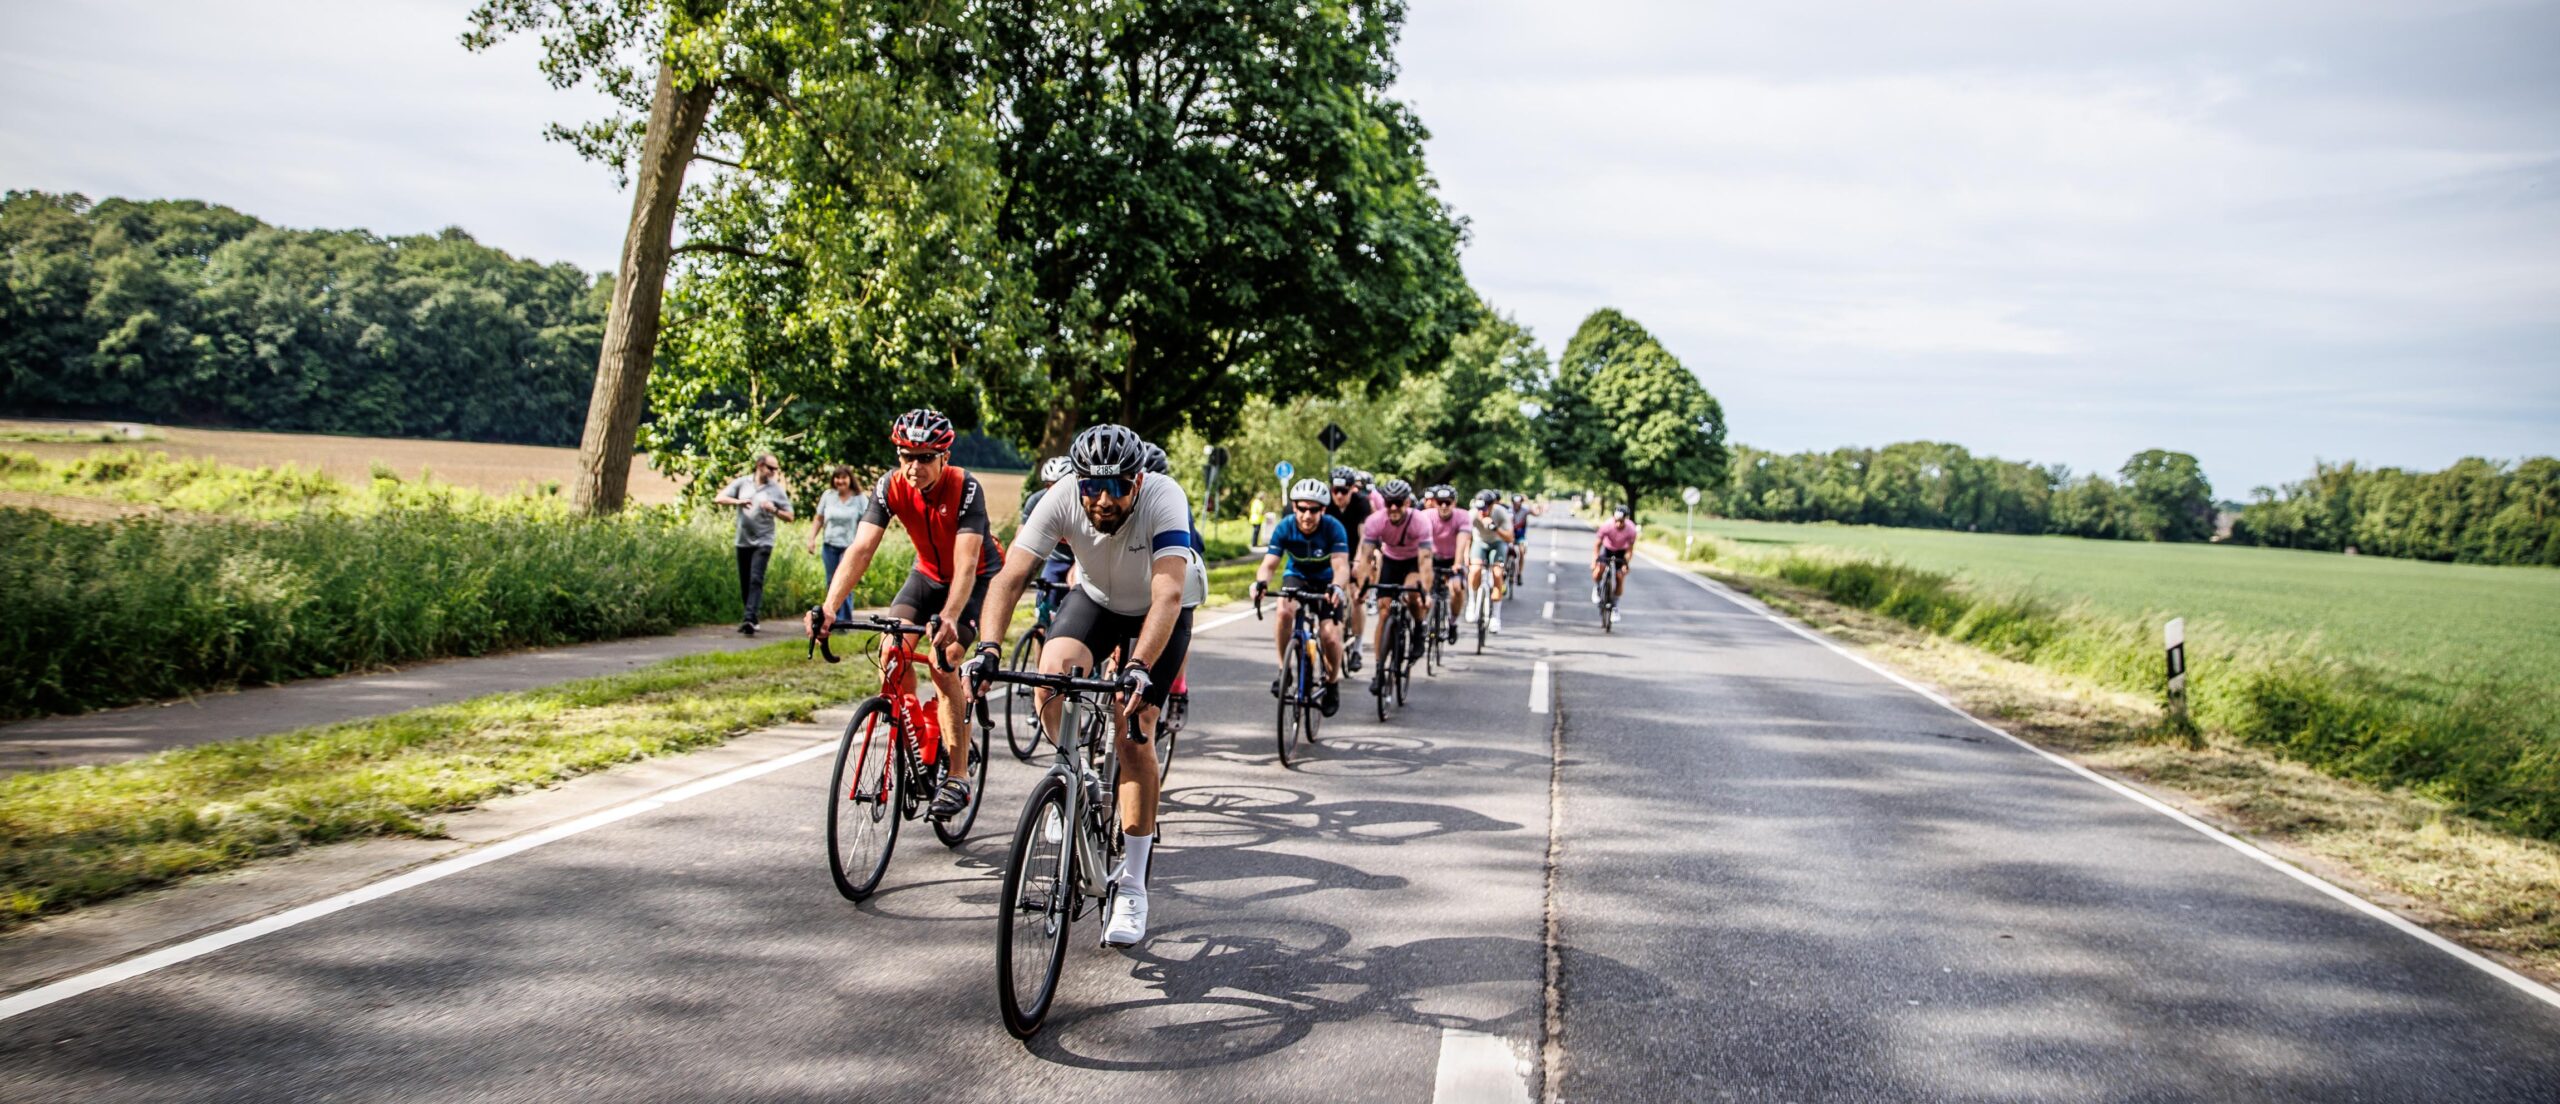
top-left (1490, 611), bottom-right (1504, 634)
top-left (1318, 681), bottom-right (1341, 716)
top-left (738, 621), bottom-right (755, 636)
top-left (1101, 889), bottom-right (1149, 947)
top-left (928, 778), bottom-right (972, 821)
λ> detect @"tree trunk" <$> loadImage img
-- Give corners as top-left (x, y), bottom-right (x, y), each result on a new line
top-left (571, 61), bottom-right (716, 515)
top-left (1035, 375), bottom-right (1087, 461)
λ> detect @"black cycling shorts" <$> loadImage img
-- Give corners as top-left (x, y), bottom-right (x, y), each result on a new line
top-left (1047, 589), bottom-right (1193, 710)
top-left (1431, 556), bottom-right (1456, 579)
top-left (889, 568), bottom-right (993, 646)
top-left (1378, 555), bottom-right (1423, 589)
top-left (1599, 548), bottom-right (1630, 567)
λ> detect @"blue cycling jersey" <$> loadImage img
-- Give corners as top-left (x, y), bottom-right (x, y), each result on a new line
top-left (1266, 515), bottom-right (1350, 585)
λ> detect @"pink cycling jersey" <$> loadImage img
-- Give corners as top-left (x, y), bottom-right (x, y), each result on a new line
top-left (1422, 505), bottom-right (1468, 560)
top-left (1597, 519), bottom-right (1640, 551)
top-left (1362, 506), bottom-right (1437, 561)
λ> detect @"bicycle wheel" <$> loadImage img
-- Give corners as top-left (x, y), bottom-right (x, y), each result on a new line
top-left (1276, 649), bottom-right (1302, 767)
top-left (934, 707), bottom-right (993, 846)
top-left (1395, 614), bottom-right (1413, 706)
top-left (1600, 564), bottom-right (1617, 634)
top-left (1156, 692), bottom-right (1184, 783)
top-left (997, 773), bottom-right (1074, 1038)
top-left (1474, 584), bottom-right (1489, 655)
top-left (1300, 640), bottom-right (1324, 747)
top-left (1004, 631), bottom-right (1045, 761)
top-left (826, 697), bottom-right (904, 901)
top-left (1374, 617), bottom-right (1399, 722)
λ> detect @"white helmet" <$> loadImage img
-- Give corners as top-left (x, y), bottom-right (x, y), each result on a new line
top-left (1039, 455), bottom-right (1075, 484)
top-left (1289, 478), bottom-right (1329, 505)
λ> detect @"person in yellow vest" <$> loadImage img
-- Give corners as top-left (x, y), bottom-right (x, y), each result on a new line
top-left (1248, 492), bottom-right (1269, 545)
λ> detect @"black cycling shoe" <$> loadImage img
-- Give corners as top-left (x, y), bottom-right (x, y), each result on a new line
top-left (928, 778), bottom-right (972, 821)
top-left (1345, 644), bottom-right (1362, 674)
top-left (1270, 676), bottom-right (1283, 699)
top-left (1318, 681), bottom-right (1341, 717)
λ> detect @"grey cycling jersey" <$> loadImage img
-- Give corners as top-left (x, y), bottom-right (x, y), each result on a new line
top-left (1469, 504), bottom-right (1513, 546)
top-left (1016, 473), bottom-right (1208, 615)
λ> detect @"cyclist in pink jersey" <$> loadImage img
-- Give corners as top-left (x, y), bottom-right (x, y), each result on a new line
top-left (1593, 505), bottom-right (1640, 604)
top-left (1421, 484), bottom-right (1469, 644)
top-left (1358, 479), bottom-right (1434, 690)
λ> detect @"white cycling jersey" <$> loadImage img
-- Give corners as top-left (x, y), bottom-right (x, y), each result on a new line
top-left (1017, 473), bottom-right (1207, 615)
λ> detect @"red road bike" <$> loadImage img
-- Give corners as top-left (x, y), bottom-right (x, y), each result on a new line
top-left (809, 612), bottom-right (990, 900)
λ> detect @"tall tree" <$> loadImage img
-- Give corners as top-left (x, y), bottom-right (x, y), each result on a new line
top-left (1543, 308), bottom-right (1728, 510)
top-left (977, 0), bottom-right (1472, 456)
top-left (2119, 448), bottom-right (2215, 542)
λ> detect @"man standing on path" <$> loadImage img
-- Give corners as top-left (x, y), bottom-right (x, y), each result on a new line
top-left (714, 453), bottom-right (794, 635)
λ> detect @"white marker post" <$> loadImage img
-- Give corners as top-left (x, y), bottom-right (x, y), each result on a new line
top-left (1682, 486), bottom-right (1701, 552)
top-left (2164, 617), bottom-right (2194, 745)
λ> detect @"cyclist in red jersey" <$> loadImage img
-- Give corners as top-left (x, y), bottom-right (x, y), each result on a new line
top-left (812, 409), bottom-right (1006, 820)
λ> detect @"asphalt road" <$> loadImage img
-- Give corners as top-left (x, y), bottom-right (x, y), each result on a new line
top-left (4, 521), bottom-right (2556, 1101)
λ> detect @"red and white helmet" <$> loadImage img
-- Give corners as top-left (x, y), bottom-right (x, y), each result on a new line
top-left (888, 409), bottom-right (956, 452)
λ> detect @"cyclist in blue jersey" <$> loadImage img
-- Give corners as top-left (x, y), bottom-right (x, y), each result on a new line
top-left (1253, 478), bottom-right (1351, 716)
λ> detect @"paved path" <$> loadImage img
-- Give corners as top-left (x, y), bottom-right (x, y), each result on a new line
top-left (0, 625), bottom-right (770, 775)
top-left (2, 522), bottom-right (2554, 1101)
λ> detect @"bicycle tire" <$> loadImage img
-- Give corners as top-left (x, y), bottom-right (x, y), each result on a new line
top-left (1276, 644), bottom-right (1302, 767)
top-left (826, 697), bottom-right (904, 901)
top-left (1475, 582), bottom-right (1489, 655)
top-left (1004, 631), bottom-right (1044, 761)
top-left (934, 707), bottom-right (992, 846)
top-left (1301, 639), bottom-right (1324, 747)
top-left (1156, 692), bottom-right (1184, 783)
top-left (1600, 563), bottom-right (1617, 634)
top-left (997, 773), bottom-right (1074, 1038)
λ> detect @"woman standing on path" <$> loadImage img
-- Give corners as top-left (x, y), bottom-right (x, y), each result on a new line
top-left (714, 453), bottom-right (794, 635)
top-left (807, 464), bottom-right (865, 623)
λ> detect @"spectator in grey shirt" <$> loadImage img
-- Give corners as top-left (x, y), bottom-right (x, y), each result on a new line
top-left (714, 453), bottom-right (795, 634)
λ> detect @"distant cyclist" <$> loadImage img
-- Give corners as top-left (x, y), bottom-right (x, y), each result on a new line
top-left (1324, 466), bottom-right (1381, 673)
top-left (1018, 455), bottom-right (1081, 609)
top-left (1357, 479), bottom-right (1434, 692)
top-left (1421, 483), bottom-right (1469, 644)
top-left (1466, 490), bottom-right (1513, 633)
top-left (1593, 505), bottom-right (1640, 604)
top-left (812, 409), bottom-right (1004, 821)
top-left (969, 424), bottom-right (1203, 947)
top-left (1254, 478), bottom-right (1351, 716)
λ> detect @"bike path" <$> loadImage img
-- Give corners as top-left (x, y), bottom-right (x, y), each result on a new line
top-left (0, 588), bottom-right (1563, 1099)
top-left (1540, 526), bottom-right (2560, 1100)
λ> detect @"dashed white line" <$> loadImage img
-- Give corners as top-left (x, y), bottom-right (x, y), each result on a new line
top-left (1635, 549), bottom-right (2560, 1013)
top-left (1541, 601), bottom-right (1553, 621)
top-left (1530, 661), bottom-right (1552, 715)
top-left (1432, 1027), bottom-right (1533, 1104)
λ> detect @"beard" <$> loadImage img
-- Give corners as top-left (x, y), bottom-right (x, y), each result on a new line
top-left (1088, 503), bottom-right (1129, 534)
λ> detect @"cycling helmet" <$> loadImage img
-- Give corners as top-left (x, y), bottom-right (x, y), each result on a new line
top-left (1427, 483), bottom-right (1456, 502)
top-left (1139, 441), bottom-right (1170, 475)
top-left (1356, 469), bottom-right (1375, 489)
top-left (1612, 505), bottom-right (1630, 519)
top-left (1330, 465), bottom-right (1357, 487)
top-left (1474, 490), bottom-right (1499, 508)
top-left (888, 409), bottom-right (955, 452)
top-left (1069, 424), bottom-right (1146, 478)
top-left (1379, 478), bottom-right (1413, 505)
top-left (1289, 478), bottom-right (1329, 505)
top-left (1039, 455), bottom-right (1076, 484)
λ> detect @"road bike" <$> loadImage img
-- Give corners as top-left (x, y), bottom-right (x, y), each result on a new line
top-left (1504, 534), bottom-right (1526, 602)
top-left (1255, 585), bottom-right (1332, 767)
top-left (1597, 553), bottom-right (1622, 634)
top-left (1466, 568), bottom-right (1495, 656)
top-left (968, 661), bottom-right (1144, 1038)
top-left (807, 612), bottom-right (990, 901)
top-left (1369, 582), bottom-right (1427, 721)
top-left (1002, 576), bottom-right (1071, 761)
top-left (1425, 571), bottom-right (1457, 675)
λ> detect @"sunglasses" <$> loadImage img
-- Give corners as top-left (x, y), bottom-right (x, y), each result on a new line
top-left (1078, 477), bottom-right (1134, 499)
top-left (1292, 503), bottom-right (1325, 514)
top-left (897, 451), bottom-right (943, 464)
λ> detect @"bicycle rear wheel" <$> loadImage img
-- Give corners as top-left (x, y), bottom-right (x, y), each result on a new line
top-left (1156, 692), bottom-right (1184, 782)
top-left (934, 709), bottom-right (992, 846)
top-left (1600, 564), bottom-right (1618, 633)
top-left (997, 773), bottom-right (1074, 1038)
top-left (826, 697), bottom-right (904, 901)
top-left (1374, 616), bottom-right (1400, 721)
top-left (1004, 631), bottom-right (1045, 761)
top-left (1474, 584), bottom-right (1489, 655)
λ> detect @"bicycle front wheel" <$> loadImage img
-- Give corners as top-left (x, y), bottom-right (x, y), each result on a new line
top-left (1276, 653), bottom-right (1301, 767)
top-left (934, 708), bottom-right (992, 846)
top-left (826, 697), bottom-right (904, 901)
top-left (1004, 631), bottom-right (1045, 761)
top-left (997, 773), bottom-right (1074, 1038)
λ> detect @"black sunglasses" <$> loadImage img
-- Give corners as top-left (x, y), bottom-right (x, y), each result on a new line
top-left (897, 451), bottom-right (943, 464)
top-left (1292, 503), bottom-right (1325, 514)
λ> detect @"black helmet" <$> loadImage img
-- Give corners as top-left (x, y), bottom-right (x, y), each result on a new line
top-left (1379, 478), bottom-right (1413, 505)
top-left (888, 409), bottom-right (955, 452)
top-left (1069, 424), bottom-right (1147, 478)
top-left (1612, 505), bottom-right (1630, 519)
top-left (1139, 441), bottom-right (1170, 475)
top-left (1330, 465), bottom-right (1357, 487)
top-left (1427, 483), bottom-right (1457, 502)
top-left (1474, 489), bottom-right (1499, 508)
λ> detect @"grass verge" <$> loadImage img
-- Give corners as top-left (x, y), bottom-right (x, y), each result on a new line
top-left (1649, 542), bottom-right (2560, 983)
top-left (0, 641), bottom-right (870, 926)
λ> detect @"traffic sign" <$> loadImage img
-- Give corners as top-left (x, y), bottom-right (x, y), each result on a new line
top-left (1318, 423), bottom-right (1347, 453)
top-left (1682, 487), bottom-right (1701, 505)
top-left (1275, 460), bottom-right (1295, 484)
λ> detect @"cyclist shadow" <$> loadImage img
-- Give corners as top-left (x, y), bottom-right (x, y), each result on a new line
top-left (1156, 783), bottom-right (1523, 849)
top-left (1025, 918), bottom-right (1668, 1071)
top-left (1190, 728), bottom-right (1549, 779)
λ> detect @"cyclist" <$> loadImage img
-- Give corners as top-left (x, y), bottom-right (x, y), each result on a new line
top-left (1508, 492), bottom-right (1543, 576)
top-left (1357, 478), bottom-right (1434, 692)
top-left (1466, 490), bottom-right (1513, 633)
top-left (969, 424), bottom-right (1202, 947)
top-left (812, 409), bottom-right (1005, 820)
top-left (1018, 455), bottom-right (1082, 615)
top-left (1139, 441), bottom-right (1208, 703)
top-left (1324, 466), bottom-right (1380, 673)
top-left (1421, 484), bottom-right (1470, 644)
top-left (1593, 505), bottom-right (1640, 604)
top-left (1252, 478), bottom-right (1351, 716)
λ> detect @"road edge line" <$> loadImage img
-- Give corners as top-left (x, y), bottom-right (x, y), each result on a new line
top-left (1637, 549), bottom-right (2560, 1013)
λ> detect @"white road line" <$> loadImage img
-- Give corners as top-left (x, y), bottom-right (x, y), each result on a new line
top-left (1546, 572), bottom-right (1555, 585)
top-left (0, 740), bottom-right (836, 1023)
top-left (1431, 1028), bottom-right (1533, 1104)
top-left (1636, 550), bottom-right (2560, 1012)
top-left (1541, 601), bottom-right (1553, 621)
top-left (0, 584), bottom-right (1272, 1023)
top-left (1530, 661), bottom-right (1552, 715)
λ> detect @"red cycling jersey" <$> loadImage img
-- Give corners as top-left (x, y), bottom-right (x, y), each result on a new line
top-left (865, 467), bottom-right (1006, 584)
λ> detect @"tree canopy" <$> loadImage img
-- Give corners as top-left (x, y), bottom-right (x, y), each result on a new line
top-left (1542, 308), bottom-right (1728, 510)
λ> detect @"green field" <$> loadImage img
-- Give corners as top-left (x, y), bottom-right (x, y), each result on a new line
top-left (1641, 514), bottom-right (2560, 687)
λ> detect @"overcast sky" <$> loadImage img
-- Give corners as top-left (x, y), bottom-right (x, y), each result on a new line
top-left (5, 0), bottom-right (2553, 493)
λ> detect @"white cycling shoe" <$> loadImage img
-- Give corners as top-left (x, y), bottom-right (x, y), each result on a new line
top-left (1490, 611), bottom-right (1504, 634)
top-left (1102, 888), bottom-right (1149, 947)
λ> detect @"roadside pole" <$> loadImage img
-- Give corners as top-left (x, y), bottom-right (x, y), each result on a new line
top-left (2165, 617), bottom-right (2199, 748)
top-left (1319, 422), bottom-right (1347, 472)
top-left (1682, 486), bottom-right (1700, 552)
